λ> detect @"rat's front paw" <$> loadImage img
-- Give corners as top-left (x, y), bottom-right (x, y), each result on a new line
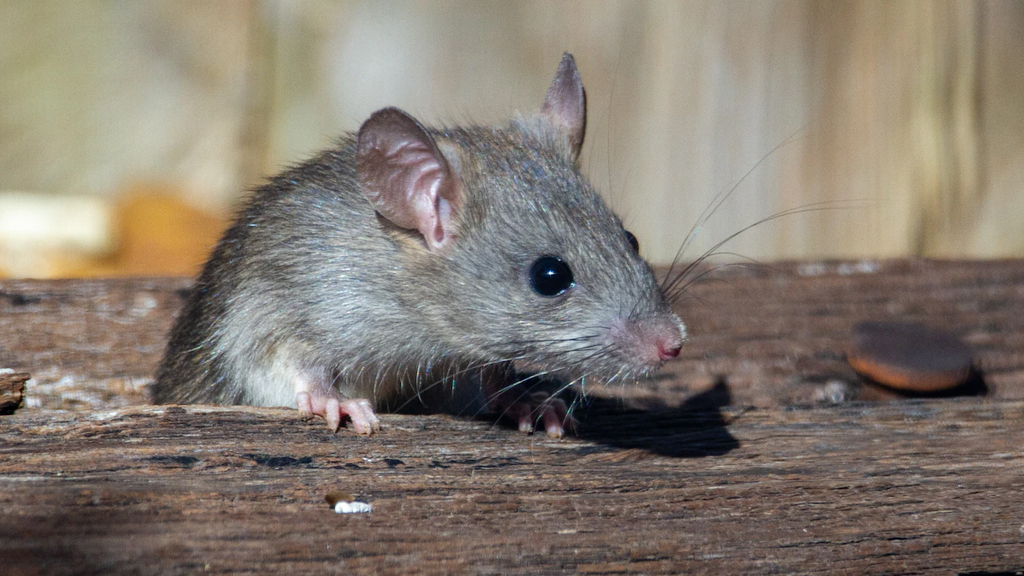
top-left (296, 392), bottom-right (381, 435)
top-left (494, 390), bottom-right (577, 438)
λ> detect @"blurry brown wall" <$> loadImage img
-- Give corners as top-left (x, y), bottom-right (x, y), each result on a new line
top-left (1, 0), bottom-right (1022, 274)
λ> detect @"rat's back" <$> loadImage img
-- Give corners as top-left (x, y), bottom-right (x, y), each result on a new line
top-left (152, 142), bottom-right (411, 407)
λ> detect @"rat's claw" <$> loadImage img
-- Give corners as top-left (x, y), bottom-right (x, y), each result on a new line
top-left (294, 387), bottom-right (380, 435)
top-left (537, 394), bottom-right (576, 438)
top-left (481, 368), bottom-right (578, 438)
top-left (340, 398), bottom-right (380, 435)
top-left (324, 397), bottom-right (342, 432)
top-left (295, 391), bottom-right (314, 417)
top-left (543, 410), bottom-right (565, 438)
top-left (505, 400), bottom-right (536, 433)
top-left (518, 417), bottom-right (535, 434)
top-left (506, 392), bottom-right (576, 437)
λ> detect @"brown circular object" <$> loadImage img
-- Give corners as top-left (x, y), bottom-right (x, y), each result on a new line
top-left (847, 321), bottom-right (973, 392)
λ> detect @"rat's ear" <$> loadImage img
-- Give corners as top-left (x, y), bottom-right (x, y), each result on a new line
top-left (356, 107), bottom-right (461, 251)
top-left (541, 52), bottom-right (587, 159)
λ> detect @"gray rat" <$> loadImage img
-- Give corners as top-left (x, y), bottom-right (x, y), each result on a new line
top-left (152, 53), bottom-right (685, 437)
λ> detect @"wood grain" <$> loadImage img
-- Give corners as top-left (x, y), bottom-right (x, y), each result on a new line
top-left (0, 276), bottom-right (189, 409)
top-left (1, 401), bottom-right (1021, 575)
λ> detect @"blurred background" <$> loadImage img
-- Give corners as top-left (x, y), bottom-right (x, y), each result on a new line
top-left (1, 0), bottom-right (1022, 279)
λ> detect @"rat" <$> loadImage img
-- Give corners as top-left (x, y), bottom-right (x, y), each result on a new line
top-left (152, 53), bottom-right (685, 438)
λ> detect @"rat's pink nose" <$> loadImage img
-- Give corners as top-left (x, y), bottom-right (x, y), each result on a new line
top-left (612, 315), bottom-right (686, 367)
top-left (658, 341), bottom-right (682, 361)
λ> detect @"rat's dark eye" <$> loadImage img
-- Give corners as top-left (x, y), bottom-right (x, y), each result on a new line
top-left (624, 230), bottom-right (639, 253)
top-left (529, 256), bottom-right (574, 297)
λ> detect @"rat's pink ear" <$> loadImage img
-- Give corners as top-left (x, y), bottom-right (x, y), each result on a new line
top-left (541, 52), bottom-right (587, 159)
top-left (356, 107), bottom-right (461, 251)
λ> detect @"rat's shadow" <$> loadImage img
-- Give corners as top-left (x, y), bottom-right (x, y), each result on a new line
top-left (571, 378), bottom-right (739, 458)
top-left (398, 372), bottom-right (740, 458)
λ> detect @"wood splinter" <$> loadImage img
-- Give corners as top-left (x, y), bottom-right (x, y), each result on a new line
top-left (0, 370), bottom-right (31, 415)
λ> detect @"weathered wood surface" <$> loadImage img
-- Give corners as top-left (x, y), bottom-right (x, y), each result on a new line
top-left (1, 401), bottom-right (1022, 575)
top-left (0, 276), bottom-right (189, 410)
top-left (2, 259), bottom-right (1024, 574)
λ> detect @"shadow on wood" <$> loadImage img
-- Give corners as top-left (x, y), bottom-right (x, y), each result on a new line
top-left (577, 379), bottom-right (739, 458)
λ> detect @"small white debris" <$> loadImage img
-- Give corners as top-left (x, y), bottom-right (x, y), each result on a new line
top-left (814, 380), bottom-right (855, 404)
top-left (334, 500), bottom-right (372, 514)
top-left (325, 491), bottom-right (372, 514)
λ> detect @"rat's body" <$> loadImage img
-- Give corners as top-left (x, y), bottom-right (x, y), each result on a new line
top-left (153, 54), bottom-right (685, 436)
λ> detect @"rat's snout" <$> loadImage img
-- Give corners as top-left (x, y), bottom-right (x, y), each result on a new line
top-left (658, 339), bottom-right (682, 361)
top-left (610, 313), bottom-right (686, 368)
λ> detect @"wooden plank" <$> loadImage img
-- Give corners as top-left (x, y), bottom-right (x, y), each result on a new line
top-left (0, 277), bottom-right (189, 409)
top-left (0, 400), bottom-right (1021, 575)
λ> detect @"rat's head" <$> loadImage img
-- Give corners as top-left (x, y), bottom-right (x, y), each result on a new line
top-left (355, 53), bottom-right (685, 383)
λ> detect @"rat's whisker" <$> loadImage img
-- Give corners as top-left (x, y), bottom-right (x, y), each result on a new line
top-left (661, 124), bottom-right (811, 292)
top-left (664, 199), bottom-right (870, 296)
